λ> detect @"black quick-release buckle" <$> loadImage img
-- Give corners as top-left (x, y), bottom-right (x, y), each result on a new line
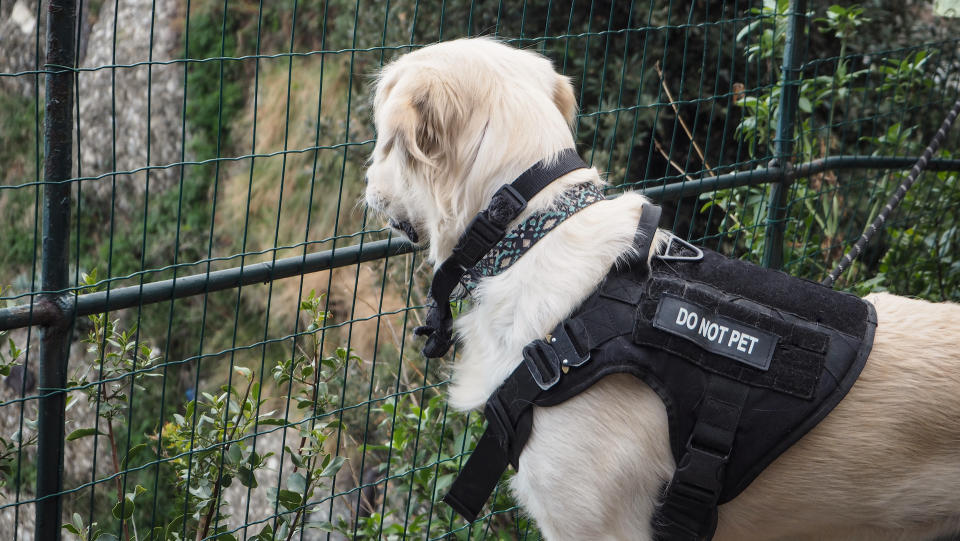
top-left (448, 183), bottom-right (529, 269)
top-left (657, 439), bottom-right (727, 540)
top-left (450, 213), bottom-right (506, 268)
top-left (676, 435), bottom-right (729, 497)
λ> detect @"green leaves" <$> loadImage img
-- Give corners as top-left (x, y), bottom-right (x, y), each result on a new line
top-left (318, 455), bottom-right (346, 478)
top-left (61, 513), bottom-right (118, 541)
top-left (0, 288), bottom-right (25, 381)
top-left (66, 428), bottom-right (104, 441)
top-left (111, 485), bottom-right (146, 521)
top-left (287, 472), bottom-right (307, 493)
top-left (815, 4), bottom-right (867, 39)
top-left (237, 465), bottom-right (258, 489)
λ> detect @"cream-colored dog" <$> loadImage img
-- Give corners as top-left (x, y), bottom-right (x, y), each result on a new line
top-left (364, 37), bottom-right (960, 540)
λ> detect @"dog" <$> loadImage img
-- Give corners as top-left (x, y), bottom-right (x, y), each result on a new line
top-left (364, 37), bottom-right (960, 540)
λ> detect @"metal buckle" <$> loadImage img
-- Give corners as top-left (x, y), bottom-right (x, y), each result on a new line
top-left (522, 340), bottom-right (562, 390)
top-left (549, 321), bottom-right (591, 368)
top-left (656, 233), bottom-right (704, 262)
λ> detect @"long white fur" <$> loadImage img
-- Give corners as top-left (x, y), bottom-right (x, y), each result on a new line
top-left (364, 37), bottom-right (960, 541)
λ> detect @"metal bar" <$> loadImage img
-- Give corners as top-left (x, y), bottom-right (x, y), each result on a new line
top-left (0, 237), bottom-right (413, 330)
top-left (3, 155), bottom-right (960, 333)
top-left (36, 2), bottom-right (77, 541)
top-left (762, 0), bottom-right (808, 269)
top-left (645, 155), bottom-right (960, 201)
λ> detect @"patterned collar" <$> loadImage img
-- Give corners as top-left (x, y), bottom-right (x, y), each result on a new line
top-left (460, 183), bottom-right (606, 292)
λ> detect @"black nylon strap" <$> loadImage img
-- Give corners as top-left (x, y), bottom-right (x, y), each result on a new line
top-left (511, 148), bottom-right (587, 201)
top-left (443, 429), bottom-right (511, 522)
top-left (635, 202), bottom-right (662, 259)
top-left (416, 149), bottom-right (588, 358)
top-left (654, 376), bottom-right (749, 540)
top-left (442, 316), bottom-right (593, 521)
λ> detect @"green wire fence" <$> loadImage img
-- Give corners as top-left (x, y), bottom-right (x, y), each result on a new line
top-left (0, 0), bottom-right (959, 540)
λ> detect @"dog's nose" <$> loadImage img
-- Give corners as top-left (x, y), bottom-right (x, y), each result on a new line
top-left (364, 174), bottom-right (369, 186)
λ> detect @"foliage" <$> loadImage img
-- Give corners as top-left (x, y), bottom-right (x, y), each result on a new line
top-left (0, 90), bottom-right (41, 271)
top-left (45, 282), bottom-right (530, 540)
top-left (338, 393), bottom-right (529, 540)
top-left (701, 2), bottom-right (959, 301)
top-left (0, 286), bottom-right (24, 379)
top-left (0, 284), bottom-right (35, 497)
top-left (161, 365), bottom-right (276, 540)
top-left (855, 164), bottom-right (960, 301)
top-left (64, 271), bottom-right (162, 540)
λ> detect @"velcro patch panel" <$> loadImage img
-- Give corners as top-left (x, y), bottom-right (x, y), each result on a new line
top-left (653, 294), bottom-right (779, 371)
top-left (634, 276), bottom-right (831, 399)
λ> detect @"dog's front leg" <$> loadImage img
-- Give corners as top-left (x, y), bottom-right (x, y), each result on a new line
top-left (509, 374), bottom-right (674, 541)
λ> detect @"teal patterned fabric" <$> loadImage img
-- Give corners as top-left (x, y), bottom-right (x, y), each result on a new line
top-left (461, 183), bottom-right (606, 292)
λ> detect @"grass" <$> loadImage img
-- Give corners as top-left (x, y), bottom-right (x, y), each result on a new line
top-left (0, 90), bottom-right (42, 279)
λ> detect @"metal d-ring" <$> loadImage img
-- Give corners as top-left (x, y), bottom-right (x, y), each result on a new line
top-left (656, 233), bottom-right (705, 262)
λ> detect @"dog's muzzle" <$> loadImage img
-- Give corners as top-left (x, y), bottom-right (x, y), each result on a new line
top-left (389, 218), bottom-right (420, 243)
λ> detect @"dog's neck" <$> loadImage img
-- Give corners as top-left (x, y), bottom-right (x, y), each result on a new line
top-left (445, 179), bottom-right (655, 411)
top-left (424, 142), bottom-right (580, 265)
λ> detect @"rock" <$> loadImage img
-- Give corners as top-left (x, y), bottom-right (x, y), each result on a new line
top-left (0, 1), bottom-right (42, 97)
top-left (76, 0), bottom-right (184, 216)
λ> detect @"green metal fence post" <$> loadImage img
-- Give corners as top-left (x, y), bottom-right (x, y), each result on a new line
top-left (762, 0), bottom-right (808, 269)
top-left (36, 2), bottom-right (77, 540)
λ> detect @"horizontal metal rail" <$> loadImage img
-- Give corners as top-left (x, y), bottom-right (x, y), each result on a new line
top-left (3, 154), bottom-right (960, 332)
top-left (0, 237), bottom-right (414, 331)
top-left (643, 155), bottom-right (960, 200)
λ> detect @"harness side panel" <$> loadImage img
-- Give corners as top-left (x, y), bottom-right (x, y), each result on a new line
top-left (533, 249), bottom-right (876, 503)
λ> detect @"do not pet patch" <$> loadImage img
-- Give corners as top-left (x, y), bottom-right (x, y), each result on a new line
top-left (652, 294), bottom-right (779, 371)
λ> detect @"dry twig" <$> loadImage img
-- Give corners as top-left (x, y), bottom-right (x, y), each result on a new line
top-left (655, 61), bottom-right (716, 177)
top-left (654, 139), bottom-right (698, 183)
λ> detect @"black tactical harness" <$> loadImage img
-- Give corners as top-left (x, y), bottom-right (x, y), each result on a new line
top-left (419, 152), bottom-right (877, 540)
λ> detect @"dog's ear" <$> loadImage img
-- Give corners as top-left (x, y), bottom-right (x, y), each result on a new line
top-left (553, 75), bottom-right (578, 128)
top-left (390, 75), bottom-right (464, 167)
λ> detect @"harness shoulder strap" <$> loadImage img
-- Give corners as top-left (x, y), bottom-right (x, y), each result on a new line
top-left (442, 317), bottom-right (591, 522)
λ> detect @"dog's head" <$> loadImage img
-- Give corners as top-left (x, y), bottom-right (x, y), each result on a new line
top-left (365, 38), bottom-right (578, 263)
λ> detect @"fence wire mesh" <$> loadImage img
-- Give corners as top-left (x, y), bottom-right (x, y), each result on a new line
top-left (1, 0), bottom-right (959, 540)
